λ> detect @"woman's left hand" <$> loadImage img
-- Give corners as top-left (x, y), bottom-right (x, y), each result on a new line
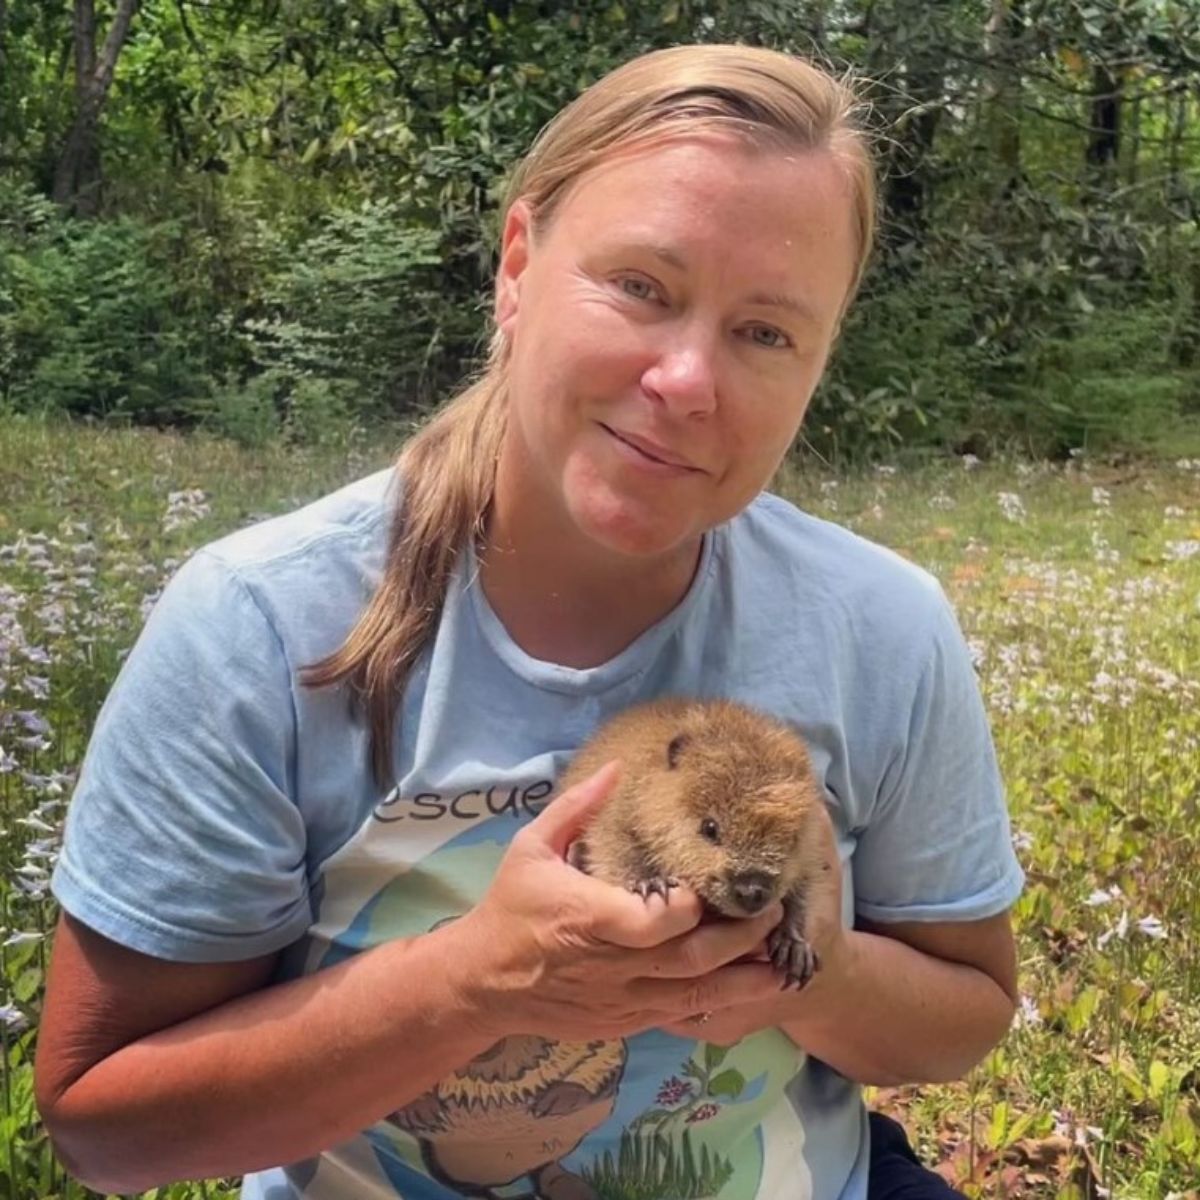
top-left (658, 801), bottom-right (847, 1047)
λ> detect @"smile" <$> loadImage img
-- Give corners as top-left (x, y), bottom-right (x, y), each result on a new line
top-left (599, 424), bottom-right (701, 474)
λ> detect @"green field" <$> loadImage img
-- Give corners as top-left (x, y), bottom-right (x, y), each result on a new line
top-left (1, 414), bottom-right (1197, 1199)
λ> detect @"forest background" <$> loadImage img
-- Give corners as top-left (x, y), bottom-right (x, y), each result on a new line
top-left (4, 0), bottom-right (1200, 461)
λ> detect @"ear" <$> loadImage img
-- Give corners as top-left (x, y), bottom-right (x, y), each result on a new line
top-left (666, 733), bottom-right (689, 769)
top-left (494, 198), bottom-right (533, 338)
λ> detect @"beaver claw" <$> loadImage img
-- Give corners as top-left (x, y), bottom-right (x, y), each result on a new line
top-left (630, 875), bottom-right (679, 901)
top-left (767, 922), bottom-right (819, 990)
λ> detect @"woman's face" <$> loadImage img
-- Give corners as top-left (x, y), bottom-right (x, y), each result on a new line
top-left (494, 134), bottom-right (858, 562)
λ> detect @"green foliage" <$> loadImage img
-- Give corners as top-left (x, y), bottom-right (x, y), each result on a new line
top-left (0, 193), bottom-right (228, 420)
top-left (240, 199), bottom-right (447, 410)
top-left (1018, 301), bottom-right (1197, 454)
top-left (4, 0), bottom-right (1200, 455)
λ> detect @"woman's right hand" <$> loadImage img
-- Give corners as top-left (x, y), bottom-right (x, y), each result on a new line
top-left (450, 761), bottom-right (785, 1043)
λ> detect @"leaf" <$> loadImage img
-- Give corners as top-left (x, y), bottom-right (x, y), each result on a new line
top-left (1149, 1059), bottom-right (1172, 1100)
top-left (708, 1069), bottom-right (745, 1099)
top-left (987, 1100), bottom-right (1010, 1150)
top-left (1117, 1056), bottom-right (1145, 1102)
top-left (703, 1043), bottom-right (728, 1072)
top-left (1060, 47), bottom-right (1086, 75)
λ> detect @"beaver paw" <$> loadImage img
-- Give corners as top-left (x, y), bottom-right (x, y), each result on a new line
top-left (630, 874), bottom-right (679, 902)
top-left (767, 922), bottom-right (820, 990)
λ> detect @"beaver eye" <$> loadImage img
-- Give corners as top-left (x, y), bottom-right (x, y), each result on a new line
top-left (700, 818), bottom-right (721, 844)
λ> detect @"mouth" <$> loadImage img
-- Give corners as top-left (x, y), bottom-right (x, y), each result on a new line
top-left (599, 424), bottom-right (701, 472)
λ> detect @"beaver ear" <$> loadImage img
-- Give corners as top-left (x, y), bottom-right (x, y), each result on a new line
top-left (666, 733), bottom-right (690, 769)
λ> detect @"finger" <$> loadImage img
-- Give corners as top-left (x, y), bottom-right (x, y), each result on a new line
top-left (646, 904), bottom-right (784, 979)
top-left (588, 879), bottom-right (704, 949)
top-left (635, 961), bottom-right (783, 1020)
top-left (530, 760), bottom-right (622, 857)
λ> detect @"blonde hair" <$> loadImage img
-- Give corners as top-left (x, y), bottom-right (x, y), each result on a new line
top-left (304, 44), bottom-right (877, 785)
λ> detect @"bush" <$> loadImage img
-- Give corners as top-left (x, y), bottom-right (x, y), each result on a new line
top-left (236, 199), bottom-right (454, 419)
top-left (0, 191), bottom-right (227, 421)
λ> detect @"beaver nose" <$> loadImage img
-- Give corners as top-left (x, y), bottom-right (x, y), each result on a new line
top-left (730, 871), bottom-right (774, 914)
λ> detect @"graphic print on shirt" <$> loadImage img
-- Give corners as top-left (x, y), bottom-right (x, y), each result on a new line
top-left (308, 781), bottom-right (811, 1199)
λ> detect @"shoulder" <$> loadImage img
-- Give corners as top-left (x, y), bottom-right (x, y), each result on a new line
top-left (151, 467), bottom-right (397, 660)
top-left (727, 490), bottom-right (952, 650)
top-left (204, 467), bottom-right (395, 577)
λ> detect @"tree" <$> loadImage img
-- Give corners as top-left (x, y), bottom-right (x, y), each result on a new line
top-left (52, 0), bottom-right (141, 216)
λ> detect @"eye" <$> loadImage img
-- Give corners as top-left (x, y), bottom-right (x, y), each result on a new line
top-left (617, 274), bottom-right (663, 303)
top-left (741, 323), bottom-right (792, 350)
top-left (700, 818), bottom-right (721, 844)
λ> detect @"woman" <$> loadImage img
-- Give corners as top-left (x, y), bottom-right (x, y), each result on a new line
top-left (35, 44), bottom-right (1023, 1200)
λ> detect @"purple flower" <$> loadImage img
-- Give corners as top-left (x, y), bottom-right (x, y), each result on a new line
top-left (655, 1076), bottom-right (694, 1107)
top-left (686, 1103), bottom-right (720, 1124)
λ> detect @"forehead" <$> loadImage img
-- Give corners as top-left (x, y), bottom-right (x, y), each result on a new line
top-left (542, 134), bottom-right (856, 311)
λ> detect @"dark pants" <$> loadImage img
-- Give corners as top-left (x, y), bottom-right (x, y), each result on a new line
top-left (867, 1112), bottom-right (967, 1200)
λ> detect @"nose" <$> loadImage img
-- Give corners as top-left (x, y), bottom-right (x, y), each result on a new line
top-left (730, 870), bottom-right (775, 915)
top-left (641, 329), bottom-right (717, 418)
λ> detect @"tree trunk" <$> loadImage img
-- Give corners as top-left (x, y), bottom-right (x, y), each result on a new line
top-left (51, 0), bottom-right (140, 216)
top-left (882, 66), bottom-right (945, 253)
top-left (984, 0), bottom-right (1023, 205)
top-left (877, 2), bottom-right (953, 255)
top-left (1085, 62), bottom-right (1121, 182)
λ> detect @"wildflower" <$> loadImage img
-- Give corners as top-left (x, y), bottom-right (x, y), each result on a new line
top-left (1085, 885), bottom-right (1121, 907)
top-left (15, 711), bottom-right (50, 736)
top-left (163, 489), bottom-right (211, 533)
top-left (997, 492), bottom-right (1025, 522)
top-left (1164, 505), bottom-right (1185, 517)
top-left (2, 931), bottom-right (44, 948)
top-left (0, 1004), bottom-right (28, 1034)
top-left (16, 815), bottom-right (56, 834)
top-left (961, 454), bottom-right (980, 470)
top-left (1097, 909), bottom-right (1129, 949)
top-left (1013, 995), bottom-right (1042, 1027)
top-left (928, 492), bottom-right (955, 511)
top-left (1090, 530), bottom-right (1119, 564)
top-left (1165, 540), bottom-right (1200, 562)
top-left (1136, 915), bottom-right (1166, 940)
top-left (1011, 828), bottom-right (1033, 854)
top-left (1091, 486), bottom-right (1111, 508)
top-left (874, 465), bottom-right (897, 477)
top-left (19, 675), bottom-right (50, 701)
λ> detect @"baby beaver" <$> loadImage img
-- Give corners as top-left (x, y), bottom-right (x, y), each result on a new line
top-left (563, 698), bottom-right (827, 990)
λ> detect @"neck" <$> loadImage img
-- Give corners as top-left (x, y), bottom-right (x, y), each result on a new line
top-left (479, 455), bottom-right (702, 670)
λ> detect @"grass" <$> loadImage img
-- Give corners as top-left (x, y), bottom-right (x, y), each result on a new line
top-left (2, 413), bottom-right (1198, 1199)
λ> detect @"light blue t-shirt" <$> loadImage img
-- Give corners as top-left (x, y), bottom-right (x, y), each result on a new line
top-left (53, 467), bottom-right (1024, 1200)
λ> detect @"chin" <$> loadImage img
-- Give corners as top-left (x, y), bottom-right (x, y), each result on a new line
top-left (568, 492), bottom-right (696, 561)
top-left (562, 457), bottom-right (705, 560)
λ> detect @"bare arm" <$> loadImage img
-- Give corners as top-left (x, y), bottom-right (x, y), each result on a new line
top-left (778, 911), bottom-right (1018, 1086)
top-left (35, 910), bottom-right (498, 1195)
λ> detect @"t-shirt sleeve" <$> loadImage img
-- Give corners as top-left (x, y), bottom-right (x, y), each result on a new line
top-left (51, 549), bottom-right (313, 962)
top-left (850, 588), bottom-right (1025, 924)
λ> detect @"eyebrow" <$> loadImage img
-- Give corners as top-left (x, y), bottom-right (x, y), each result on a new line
top-left (645, 245), bottom-right (820, 326)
